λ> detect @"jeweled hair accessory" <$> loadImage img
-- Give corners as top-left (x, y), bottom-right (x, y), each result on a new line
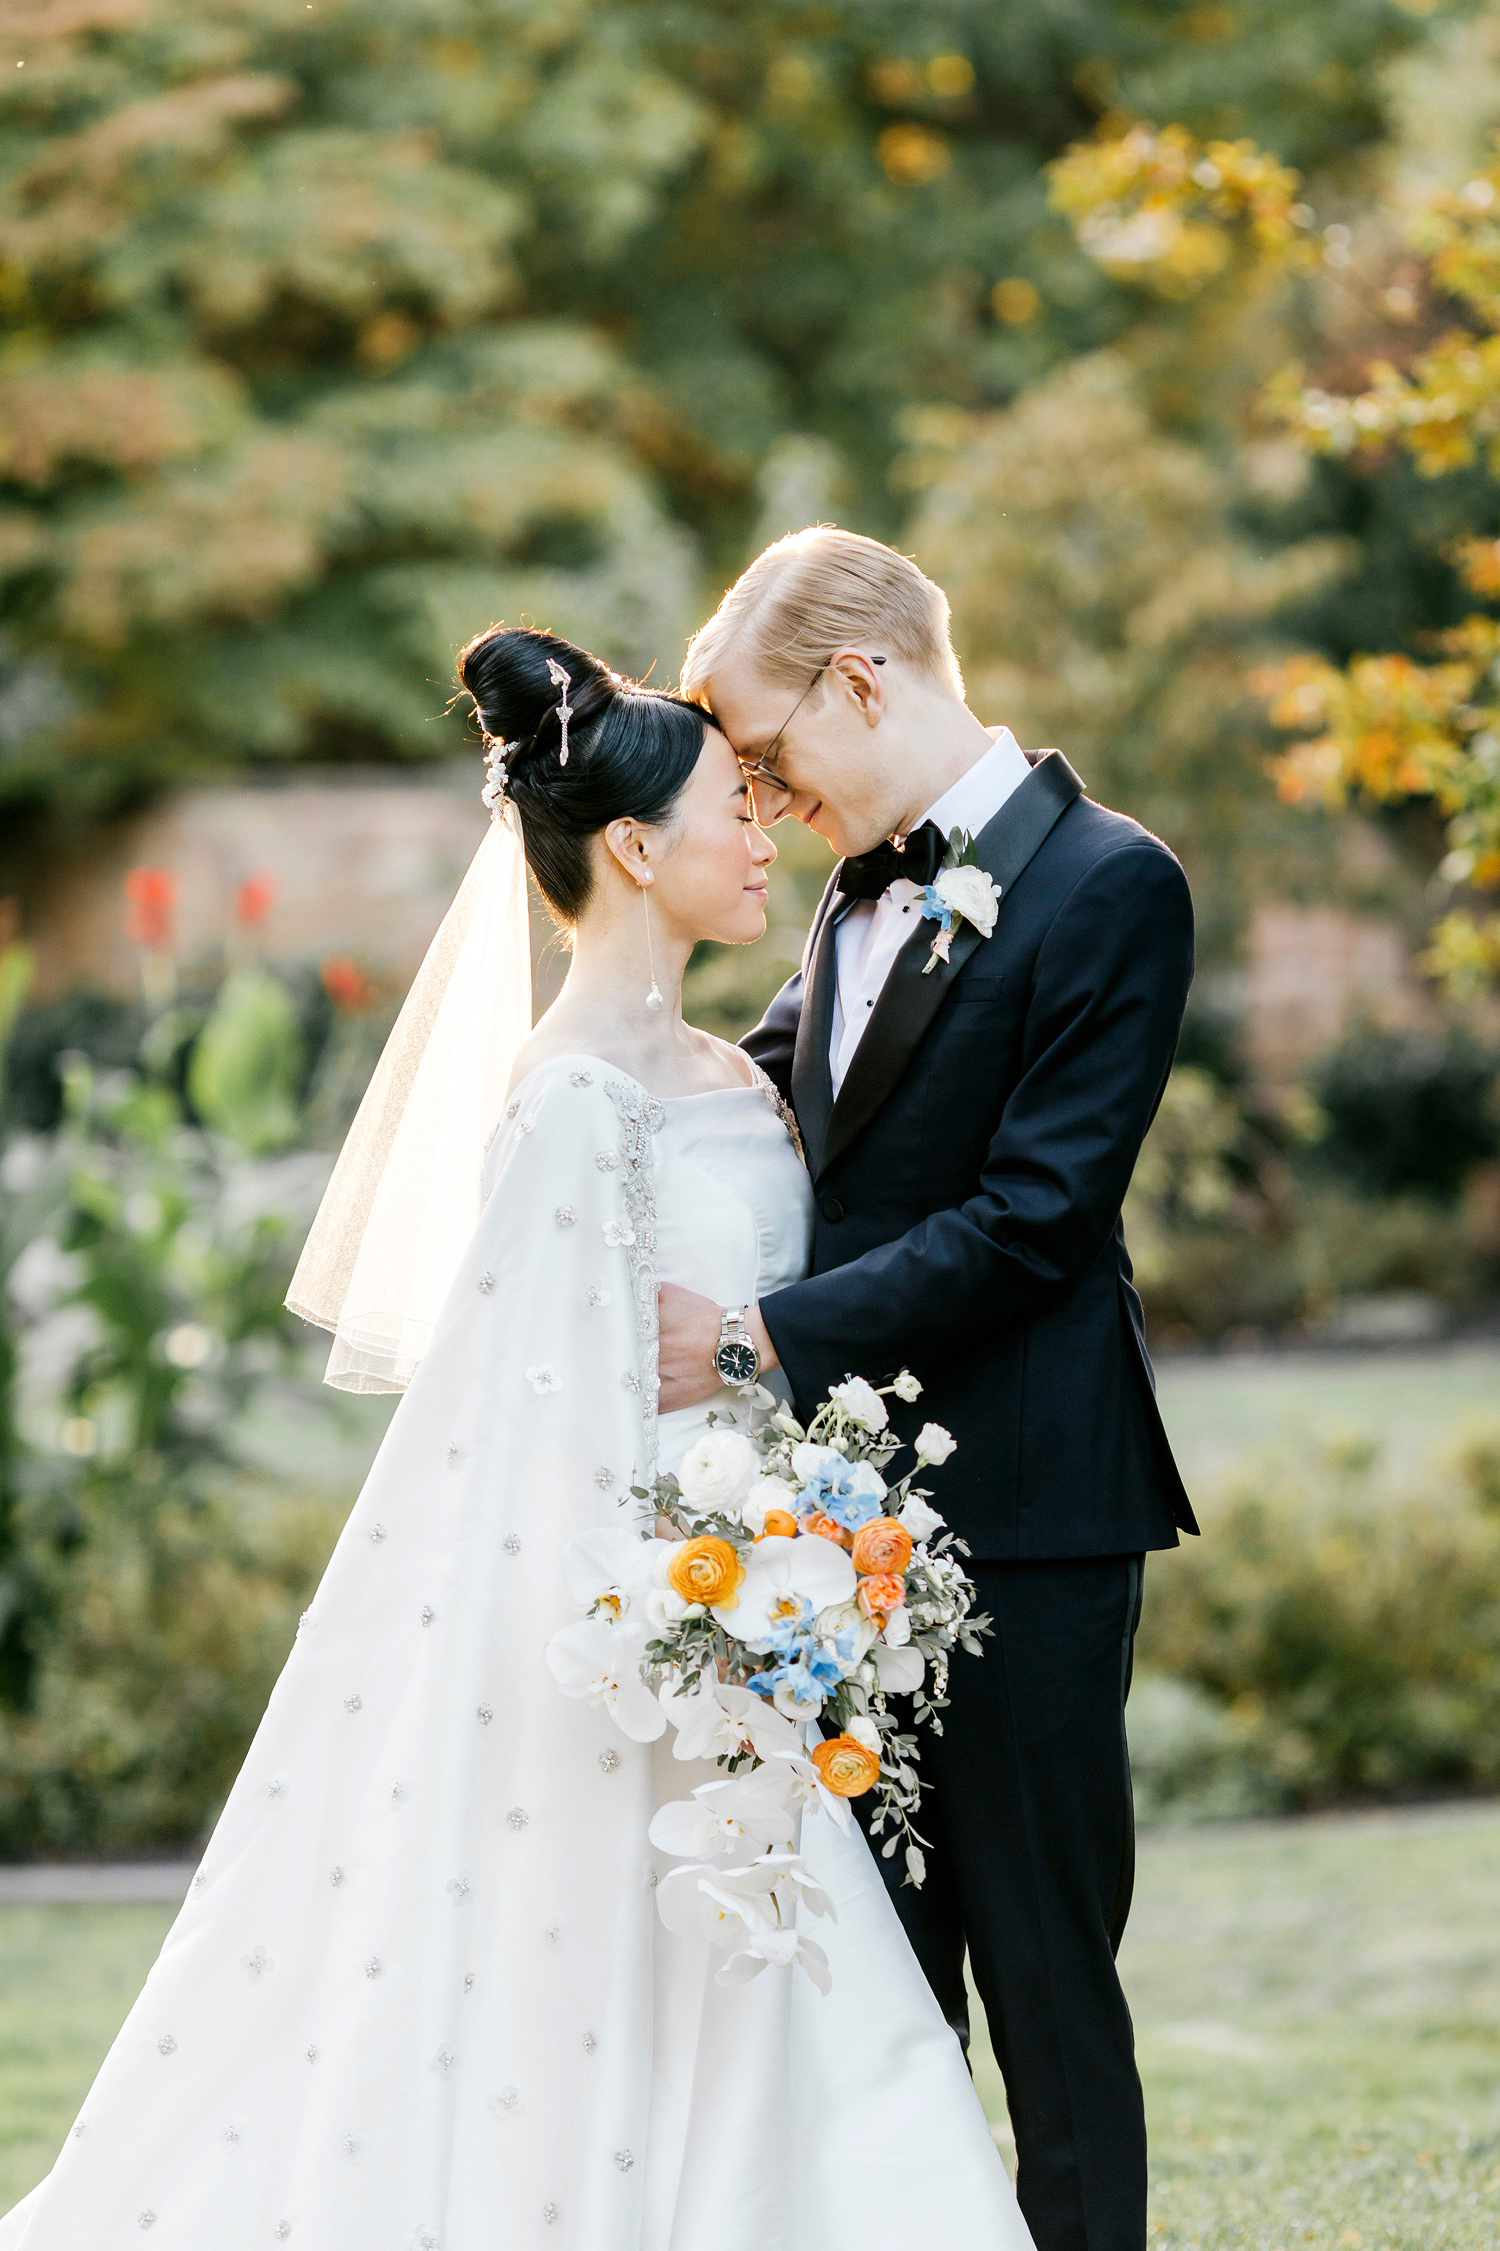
top-left (480, 734), bottom-right (509, 818)
top-left (545, 657), bottom-right (574, 766)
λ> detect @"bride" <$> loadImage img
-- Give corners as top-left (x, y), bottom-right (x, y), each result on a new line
top-left (0, 629), bottom-right (1031, 2250)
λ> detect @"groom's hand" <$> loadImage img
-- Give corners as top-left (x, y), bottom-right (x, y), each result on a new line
top-left (656, 1284), bottom-right (779, 1412)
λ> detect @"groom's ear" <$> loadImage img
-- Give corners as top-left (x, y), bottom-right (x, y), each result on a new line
top-left (827, 649), bottom-right (887, 725)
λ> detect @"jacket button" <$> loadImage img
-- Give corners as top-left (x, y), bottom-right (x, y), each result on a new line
top-left (819, 1196), bottom-right (845, 1223)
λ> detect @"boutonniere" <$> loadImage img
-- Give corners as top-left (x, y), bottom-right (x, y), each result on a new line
top-left (918, 831), bottom-right (1002, 973)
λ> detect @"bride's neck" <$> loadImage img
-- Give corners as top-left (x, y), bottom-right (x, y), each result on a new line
top-left (554, 887), bottom-right (694, 1036)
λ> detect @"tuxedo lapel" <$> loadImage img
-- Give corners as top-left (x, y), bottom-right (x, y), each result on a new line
top-left (815, 751), bottom-right (1084, 1180)
top-left (789, 878), bottom-right (849, 1176)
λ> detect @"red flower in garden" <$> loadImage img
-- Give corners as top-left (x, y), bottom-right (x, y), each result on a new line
top-left (320, 953), bottom-right (374, 1012)
top-left (123, 867), bottom-right (178, 950)
top-left (235, 872), bottom-right (278, 928)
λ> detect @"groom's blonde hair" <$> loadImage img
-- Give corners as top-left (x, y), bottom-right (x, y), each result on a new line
top-left (680, 527), bottom-right (964, 705)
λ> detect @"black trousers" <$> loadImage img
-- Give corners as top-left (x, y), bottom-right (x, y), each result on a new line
top-left (862, 1554), bottom-right (1147, 2251)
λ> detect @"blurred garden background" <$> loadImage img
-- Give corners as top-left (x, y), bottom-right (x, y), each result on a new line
top-left (3, 0), bottom-right (1500, 2238)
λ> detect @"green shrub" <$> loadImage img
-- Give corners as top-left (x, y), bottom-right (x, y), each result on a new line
top-left (1312, 1027), bottom-right (1499, 1201)
top-left (0, 1477), bottom-right (341, 1855)
top-left (1138, 1451), bottom-right (1500, 1814)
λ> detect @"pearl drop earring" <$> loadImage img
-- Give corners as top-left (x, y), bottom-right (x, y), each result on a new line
top-left (642, 877), bottom-right (664, 1012)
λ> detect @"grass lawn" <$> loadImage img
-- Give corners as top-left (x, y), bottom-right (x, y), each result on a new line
top-left (1, 1810), bottom-right (1497, 2243)
top-left (1154, 1342), bottom-right (1500, 1504)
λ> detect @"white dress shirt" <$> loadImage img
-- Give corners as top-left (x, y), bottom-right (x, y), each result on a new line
top-left (828, 728), bottom-right (1032, 1098)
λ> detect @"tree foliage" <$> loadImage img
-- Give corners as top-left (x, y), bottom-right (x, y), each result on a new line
top-left (0, 0), bottom-right (1429, 809)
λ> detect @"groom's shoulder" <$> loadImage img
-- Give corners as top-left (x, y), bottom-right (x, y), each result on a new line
top-left (1047, 790), bottom-right (1189, 892)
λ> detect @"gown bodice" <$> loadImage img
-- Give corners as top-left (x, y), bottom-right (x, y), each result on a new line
top-left (650, 1077), bottom-right (812, 1472)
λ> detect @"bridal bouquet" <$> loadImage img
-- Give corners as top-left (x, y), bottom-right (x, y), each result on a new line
top-left (546, 1373), bottom-right (990, 1991)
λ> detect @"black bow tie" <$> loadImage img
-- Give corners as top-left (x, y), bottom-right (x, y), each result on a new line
top-left (836, 820), bottom-right (946, 900)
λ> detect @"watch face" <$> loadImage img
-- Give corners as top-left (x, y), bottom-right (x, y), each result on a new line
top-left (714, 1339), bottom-right (759, 1387)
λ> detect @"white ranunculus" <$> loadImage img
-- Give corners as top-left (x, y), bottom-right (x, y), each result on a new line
top-left (721, 1534), bottom-right (856, 1647)
top-left (830, 1377), bottom-right (887, 1431)
top-left (846, 1714), bottom-right (881, 1755)
top-left (915, 1422), bottom-right (957, 1465)
top-left (934, 863), bottom-right (1001, 937)
top-left (676, 1428), bottom-right (759, 1514)
top-left (544, 1618), bottom-right (665, 1740)
top-left (898, 1493), bottom-right (946, 1543)
top-left (814, 1598), bottom-right (878, 1664)
top-left (891, 1369), bottom-right (923, 1402)
top-left (790, 1441), bottom-right (841, 1485)
top-left (871, 1642), bottom-right (925, 1695)
top-left (741, 1476), bottom-right (800, 1536)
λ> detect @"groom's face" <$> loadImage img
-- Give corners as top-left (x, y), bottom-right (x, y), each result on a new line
top-left (706, 648), bottom-right (907, 859)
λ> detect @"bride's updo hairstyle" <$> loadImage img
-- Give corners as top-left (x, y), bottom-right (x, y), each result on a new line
top-left (457, 624), bottom-right (712, 924)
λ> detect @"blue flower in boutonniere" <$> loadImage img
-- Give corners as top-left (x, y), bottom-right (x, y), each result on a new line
top-left (918, 836), bottom-right (1002, 974)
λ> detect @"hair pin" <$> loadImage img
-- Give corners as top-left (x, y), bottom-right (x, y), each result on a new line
top-left (545, 658), bottom-right (574, 766)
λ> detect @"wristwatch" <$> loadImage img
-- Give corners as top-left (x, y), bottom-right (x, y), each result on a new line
top-left (712, 1306), bottom-right (761, 1390)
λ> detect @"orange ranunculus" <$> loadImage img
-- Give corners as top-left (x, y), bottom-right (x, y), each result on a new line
top-left (666, 1536), bottom-right (744, 1609)
top-left (857, 1573), bottom-right (907, 1620)
top-left (757, 1509), bottom-right (798, 1541)
top-left (806, 1513), bottom-right (852, 1548)
top-left (811, 1735), bottom-right (881, 1798)
top-left (850, 1517), bottom-right (913, 1577)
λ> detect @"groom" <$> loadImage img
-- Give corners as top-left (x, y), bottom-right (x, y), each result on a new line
top-left (657, 528), bottom-right (1197, 2251)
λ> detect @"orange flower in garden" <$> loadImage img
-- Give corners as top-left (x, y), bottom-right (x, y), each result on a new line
top-left (806, 1513), bottom-right (852, 1548)
top-left (320, 953), bottom-right (374, 1012)
top-left (757, 1509), bottom-right (798, 1541)
top-left (850, 1518), bottom-right (913, 1577)
top-left (235, 872), bottom-right (278, 927)
top-left (665, 1536), bottom-right (744, 1610)
top-left (123, 866), bottom-right (177, 949)
top-left (857, 1573), bottom-right (907, 1620)
top-left (811, 1735), bottom-right (881, 1798)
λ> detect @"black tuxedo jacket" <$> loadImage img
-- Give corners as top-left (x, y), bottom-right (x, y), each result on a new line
top-left (744, 753), bottom-right (1199, 1561)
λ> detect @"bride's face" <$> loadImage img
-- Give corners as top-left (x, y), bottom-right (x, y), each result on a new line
top-left (643, 728), bottom-right (777, 946)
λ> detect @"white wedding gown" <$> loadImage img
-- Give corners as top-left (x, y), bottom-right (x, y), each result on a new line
top-left (0, 1056), bottom-right (1031, 2251)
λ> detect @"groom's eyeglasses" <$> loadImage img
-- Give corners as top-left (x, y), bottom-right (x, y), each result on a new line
top-left (736, 666), bottom-right (827, 825)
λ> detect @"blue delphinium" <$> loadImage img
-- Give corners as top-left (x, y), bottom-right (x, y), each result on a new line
top-left (795, 1459), bottom-right (882, 1535)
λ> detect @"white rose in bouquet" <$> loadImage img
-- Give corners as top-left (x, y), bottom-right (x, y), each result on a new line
top-left (897, 1493), bottom-right (945, 1542)
top-left (830, 1376), bottom-right (887, 1431)
top-left (845, 1715), bottom-right (881, 1755)
top-left (891, 1370), bottom-right (923, 1402)
top-left (934, 863), bottom-right (1001, 938)
top-left (914, 1422), bottom-right (956, 1465)
top-left (790, 1441), bottom-right (842, 1485)
top-left (676, 1428), bottom-right (759, 1513)
top-left (742, 1476), bottom-right (800, 1535)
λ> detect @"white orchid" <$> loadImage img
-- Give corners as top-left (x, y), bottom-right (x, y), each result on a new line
top-left (897, 1493), bottom-right (945, 1543)
top-left (656, 1852), bottom-right (835, 1975)
top-left (871, 1642), bottom-right (925, 1695)
top-left (718, 1534), bottom-right (855, 1648)
top-left (562, 1525), bottom-right (656, 1621)
top-left (648, 1765), bottom-right (799, 1860)
top-left (829, 1376), bottom-right (887, 1431)
top-left (545, 1618), bottom-right (665, 1740)
top-left (658, 1675), bottom-right (801, 1765)
top-left (782, 1752), bottom-right (854, 1832)
top-left (676, 1428), bottom-right (759, 1514)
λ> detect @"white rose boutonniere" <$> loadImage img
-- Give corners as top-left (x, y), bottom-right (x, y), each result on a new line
top-left (918, 838), bottom-right (1002, 973)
